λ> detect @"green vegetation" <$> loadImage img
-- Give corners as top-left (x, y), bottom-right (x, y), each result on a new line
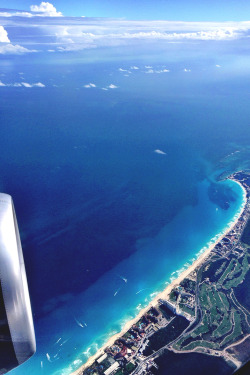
top-left (125, 363), bottom-right (136, 374)
top-left (207, 287), bottom-right (220, 325)
top-left (169, 289), bottom-right (178, 302)
top-left (113, 362), bottom-right (136, 375)
top-left (219, 292), bottom-right (230, 310)
top-left (215, 261), bottom-right (227, 277)
top-left (179, 304), bottom-right (195, 317)
top-left (179, 258), bottom-right (246, 351)
top-left (218, 259), bottom-right (235, 286)
top-left (199, 284), bottom-right (227, 328)
top-left (180, 278), bottom-right (196, 294)
top-left (212, 312), bottom-right (232, 338)
top-left (191, 313), bottom-right (210, 337)
top-left (182, 340), bottom-right (219, 351)
top-left (199, 284), bottom-right (210, 311)
top-left (232, 259), bottom-right (242, 276)
top-left (223, 253), bottom-right (250, 289)
top-left (221, 311), bottom-right (242, 347)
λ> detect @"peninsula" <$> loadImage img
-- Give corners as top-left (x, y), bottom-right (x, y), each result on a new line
top-left (72, 171), bottom-right (250, 375)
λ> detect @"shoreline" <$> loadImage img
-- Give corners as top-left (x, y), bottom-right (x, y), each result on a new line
top-left (70, 178), bottom-right (247, 375)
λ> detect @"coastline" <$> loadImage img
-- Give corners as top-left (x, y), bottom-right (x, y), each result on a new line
top-left (70, 178), bottom-right (247, 375)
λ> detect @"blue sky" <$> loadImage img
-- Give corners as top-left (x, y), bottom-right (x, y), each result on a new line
top-left (1, 0), bottom-right (250, 21)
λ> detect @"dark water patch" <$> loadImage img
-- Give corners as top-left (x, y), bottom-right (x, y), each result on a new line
top-left (143, 316), bottom-right (189, 356)
top-left (227, 337), bottom-right (250, 370)
top-left (158, 304), bottom-right (175, 320)
top-left (234, 270), bottom-right (250, 310)
top-left (152, 349), bottom-right (234, 375)
top-left (234, 361), bottom-right (250, 375)
top-left (241, 219), bottom-right (250, 245)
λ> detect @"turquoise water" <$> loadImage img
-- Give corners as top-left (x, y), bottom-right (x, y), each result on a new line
top-left (0, 61), bottom-right (249, 375)
top-left (41, 179), bottom-right (245, 375)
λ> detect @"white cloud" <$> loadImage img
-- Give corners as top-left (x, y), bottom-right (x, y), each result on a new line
top-left (216, 64), bottom-right (221, 68)
top-left (46, 22), bottom-right (250, 54)
top-left (0, 43), bottom-right (37, 54)
top-left (108, 84), bottom-right (118, 89)
top-left (102, 88), bottom-right (108, 91)
top-left (118, 69), bottom-right (131, 74)
top-left (184, 68), bottom-right (191, 72)
top-left (0, 80), bottom-right (45, 87)
top-left (145, 65), bottom-right (153, 68)
top-left (21, 82), bottom-right (33, 88)
top-left (0, 26), bottom-right (10, 43)
top-left (22, 82), bottom-right (45, 88)
top-left (145, 68), bottom-right (170, 74)
top-left (115, 28), bottom-right (241, 41)
top-left (154, 149), bottom-right (166, 155)
top-left (0, 2), bottom-right (62, 17)
top-left (130, 66), bottom-right (139, 69)
top-left (34, 82), bottom-right (46, 87)
top-left (0, 11), bottom-right (33, 17)
top-left (30, 2), bottom-right (63, 17)
top-left (83, 83), bottom-right (96, 88)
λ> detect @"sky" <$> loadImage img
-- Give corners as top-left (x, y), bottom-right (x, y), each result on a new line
top-left (1, 1), bottom-right (250, 59)
top-left (1, 0), bottom-right (250, 21)
top-left (0, 0), bottom-right (250, 84)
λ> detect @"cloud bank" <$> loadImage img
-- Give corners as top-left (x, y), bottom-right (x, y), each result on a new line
top-left (1, 5), bottom-right (250, 55)
top-left (0, 25), bottom-right (37, 54)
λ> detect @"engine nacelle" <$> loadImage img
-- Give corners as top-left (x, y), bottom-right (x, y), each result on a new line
top-left (0, 193), bottom-right (36, 374)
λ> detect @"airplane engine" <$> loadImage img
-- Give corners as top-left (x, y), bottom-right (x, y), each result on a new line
top-left (0, 193), bottom-right (36, 374)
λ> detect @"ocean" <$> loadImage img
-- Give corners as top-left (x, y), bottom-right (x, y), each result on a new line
top-left (0, 60), bottom-right (249, 375)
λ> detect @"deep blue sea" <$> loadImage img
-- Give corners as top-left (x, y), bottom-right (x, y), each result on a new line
top-left (1, 59), bottom-right (250, 375)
